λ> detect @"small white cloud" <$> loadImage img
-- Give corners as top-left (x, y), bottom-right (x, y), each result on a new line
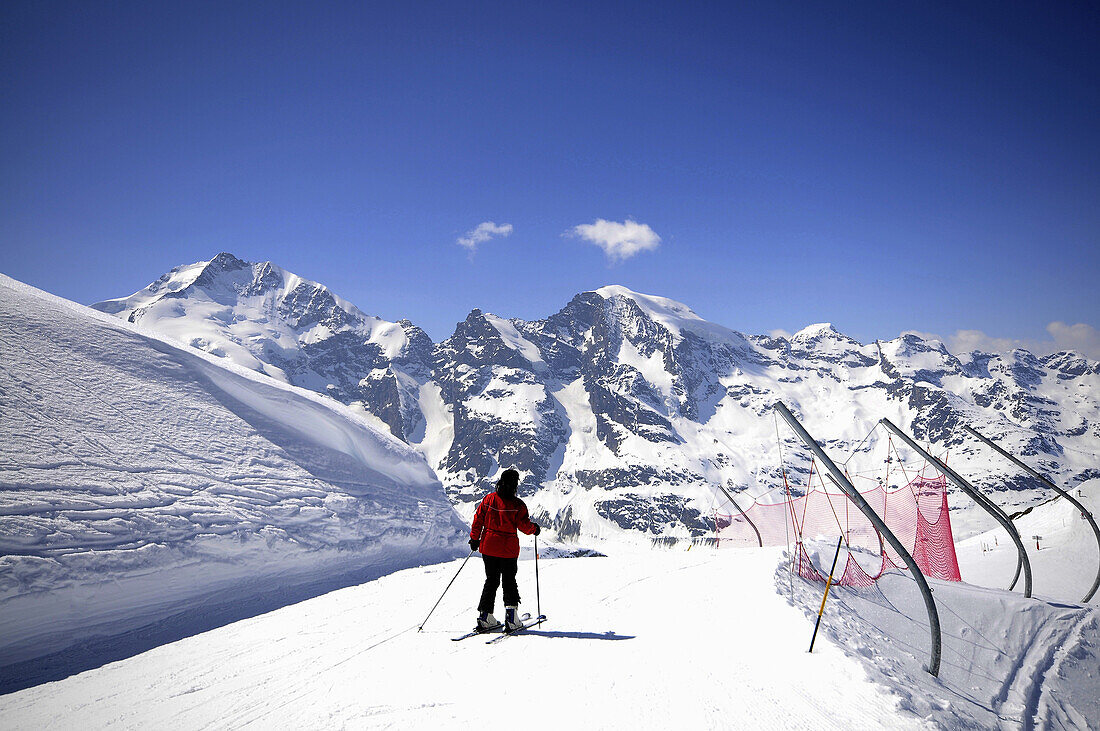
top-left (768, 328), bottom-right (793, 340)
top-left (570, 218), bottom-right (660, 263)
top-left (457, 221), bottom-right (513, 254)
top-left (904, 323), bottom-right (1100, 360)
top-left (1045, 322), bottom-right (1100, 358)
top-left (948, 329), bottom-right (1022, 355)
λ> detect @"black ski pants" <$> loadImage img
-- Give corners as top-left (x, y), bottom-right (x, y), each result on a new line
top-left (478, 555), bottom-right (520, 613)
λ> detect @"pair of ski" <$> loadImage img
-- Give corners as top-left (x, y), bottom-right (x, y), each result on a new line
top-left (452, 613), bottom-right (547, 643)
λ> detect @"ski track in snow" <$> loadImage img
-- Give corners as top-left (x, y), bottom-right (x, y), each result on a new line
top-left (1024, 609), bottom-right (1094, 729)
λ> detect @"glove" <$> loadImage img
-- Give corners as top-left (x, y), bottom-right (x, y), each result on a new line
top-left (469, 539), bottom-right (480, 551)
top-left (533, 524), bottom-right (541, 536)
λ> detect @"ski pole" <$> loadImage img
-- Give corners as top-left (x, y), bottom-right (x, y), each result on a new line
top-left (808, 536), bottom-right (844, 653)
top-left (418, 551), bottom-right (473, 632)
top-left (535, 532), bottom-right (542, 619)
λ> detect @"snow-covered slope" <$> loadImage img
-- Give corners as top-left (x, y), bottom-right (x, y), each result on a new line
top-left (956, 478), bottom-right (1100, 601)
top-left (95, 256), bottom-right (1100, 548)
top-left (0, 274), bottom-right (465, 687)
top-left (1, 535), bottom-right (1095, 728)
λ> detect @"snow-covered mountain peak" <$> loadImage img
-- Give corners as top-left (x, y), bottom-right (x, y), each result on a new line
top-left (876, 334), bottom-right (962, 385)
top-left (93, 256), bottom-right (217, 315)
top-left (789, 323), bottom-right (867, 351)
top-left (590, 285), bottom-right (752, 350)
top-left (884, 331), bottom-right (953, 358)
top-left (1007, 347), bottom-right (1043, 368)
top-left (786, 322), bottom-right (872, 368)
top-left (92, 254), bottom-right (434, 441)
top-left (593, 285), bottom-right (704, 334)
top-left (143, 254), bottom-right (388, 333)
top-left (1042, 350), bottom-right (1099, 377)
top-left (95, 252), bottom-right (381, 329)
top-left (792, 322), bottom-right (839, 339)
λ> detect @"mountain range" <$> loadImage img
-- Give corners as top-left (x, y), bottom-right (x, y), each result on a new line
top-left (94, 253), bottom-right (1100, 543)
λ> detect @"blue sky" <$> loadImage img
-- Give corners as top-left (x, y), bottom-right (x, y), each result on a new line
top-left (2, 1), bottom-right (1097, 351)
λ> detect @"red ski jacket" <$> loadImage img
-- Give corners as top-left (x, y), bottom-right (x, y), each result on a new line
top-left (471, 491), bottom-right (538, 559)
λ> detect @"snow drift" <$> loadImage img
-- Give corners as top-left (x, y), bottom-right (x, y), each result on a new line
top-left (0, 274), bottom-right (466, 689)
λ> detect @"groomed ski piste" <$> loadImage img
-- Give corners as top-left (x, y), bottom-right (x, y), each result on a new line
top-left (1, 273), bottom-right (1098, 729)
top-left (1, 488), bottom-right (1097, 729)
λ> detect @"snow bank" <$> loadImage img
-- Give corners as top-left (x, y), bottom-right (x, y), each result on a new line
top-left (0, 274), bottom-right (466, 690)
top-left (788, 542), bottom-right (1099, 728)
top-left (780, 481), bottom-right (1099, 726)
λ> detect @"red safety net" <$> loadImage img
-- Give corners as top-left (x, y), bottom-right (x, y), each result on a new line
top-left (716, 468), bottom-right (962, 586)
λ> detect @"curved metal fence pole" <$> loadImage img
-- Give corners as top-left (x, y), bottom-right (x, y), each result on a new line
top-left (775, 402), bottom-right (941, 676)
top-left (965, 425), bottom-right (1100, 603)
top-left (880, 418), bottom-right (1032, 598)
top-left (717, 482), bottom-right (763, 547)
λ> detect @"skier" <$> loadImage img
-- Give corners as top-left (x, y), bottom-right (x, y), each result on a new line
top-left (469, 468), bottom-right (540, 633)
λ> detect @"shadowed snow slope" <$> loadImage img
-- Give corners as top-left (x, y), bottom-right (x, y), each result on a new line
top-left (0, 274), bottom-right (465, 691)
top-left (1, 543), bottom-right (1096, 729)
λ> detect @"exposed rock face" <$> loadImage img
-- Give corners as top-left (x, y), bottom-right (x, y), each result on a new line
top-left (97, 258), bottom-right (1100, 543)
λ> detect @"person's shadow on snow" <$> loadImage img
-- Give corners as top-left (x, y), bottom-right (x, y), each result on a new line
top-left (519, 630), bottom-right (634, 640)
